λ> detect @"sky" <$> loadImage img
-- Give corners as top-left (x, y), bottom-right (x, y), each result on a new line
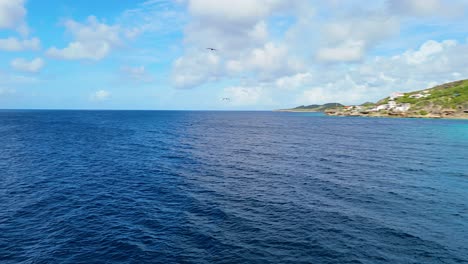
top-left (0, 0), bottom-right (467, 110)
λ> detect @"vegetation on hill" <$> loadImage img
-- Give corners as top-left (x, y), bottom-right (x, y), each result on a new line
top-left (360, 102), bottom-right (376, 107)
top-left (326, 79), bottom-right (468, 118)
top-left (281, 79), bottom-right (467, 118)
top-left (292, 103), bottom-right (343, 111)
top-left (278, 103), bottom-right (343, 112)
top-left (378, 80), bottom-right (468, 111)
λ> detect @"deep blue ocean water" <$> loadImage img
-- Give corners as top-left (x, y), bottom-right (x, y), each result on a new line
top-left (0, 110), bottom-right (467, 264)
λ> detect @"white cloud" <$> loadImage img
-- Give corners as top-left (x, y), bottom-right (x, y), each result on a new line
top-left (275, 72), bottom-right (313, 90)
top-left (188, 0), bottom-right (268, 19)
top-left (0, 0), bottom-right (28, 35)
top-left (172, 42), bottom-right (303, 89)
top-left (90, 90), bottom-right (111, 101)
top-left (47, 16), bottom-right (127, 61)
top-left (247, 42), bottom-right (303, 78)
top-left (172, 51), bottom-right (221, 88)
top-left (186, 0), bottom-right (290, 28)
top-left (0, 37), bottom-right (40, 51)
top-left (400, 40), bottom-right (457, 64)
top-left (380, 39), bottom-right (468, 80)
top-left (107, 0), bottom-right (468, 110)
top-left (10, 58), bottom-right (44, 73)
top-left (388, 0), bottom-right (466, 17)
top-left (297, 39), bottom-right (468, 105)
top-left (317, 40), bottom-right (366, 62)
top-left (316, 15), bottom-right (400, 62)
top-left (224, 42), bottom-right (303, 79)
top-left (300, 75), bottom-right (375, 105)
top-left (172, 0), bottom-right (308, 89)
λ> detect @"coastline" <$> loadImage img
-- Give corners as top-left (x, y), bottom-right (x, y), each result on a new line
top-left (275, 109), bottom-right (468, 119)
top-left (324, 110), bottom-right (468, 119)
top-left (277, 79), bottom-right (468, 120)
top-left (274, 109), bottom-right (322, 113)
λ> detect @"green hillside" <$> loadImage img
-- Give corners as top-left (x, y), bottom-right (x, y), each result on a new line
top-left (280, 79), bottom-right (467, 118)
top-left (283, 103), bottom-right (344, 112)
top-left (323, 79), bottom-right (468, 118)
top-left (379, 80), bottom-right (468, 112)
top-left (293, 103), bottom-right (344, 110)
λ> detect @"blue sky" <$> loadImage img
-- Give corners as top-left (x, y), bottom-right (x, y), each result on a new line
top-left (0, 0), bottom-right (467, 110)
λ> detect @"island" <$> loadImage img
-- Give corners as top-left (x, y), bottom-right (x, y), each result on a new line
top-left (277, 103), bottom-right (344, 112)
top-left (279, 79), bottom-right (468, 119)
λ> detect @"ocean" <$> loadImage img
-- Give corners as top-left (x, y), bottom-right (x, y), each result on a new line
top-left (0, 110), bottom-right (467, 263)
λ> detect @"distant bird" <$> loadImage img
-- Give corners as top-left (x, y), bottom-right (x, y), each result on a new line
top-left (207, 48), bottom-right (217, 51)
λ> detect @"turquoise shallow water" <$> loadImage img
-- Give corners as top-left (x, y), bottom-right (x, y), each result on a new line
top-left (0, 111), bottom-right (467, 263)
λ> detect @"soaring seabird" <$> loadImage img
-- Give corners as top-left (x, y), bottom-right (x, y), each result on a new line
top-left (207, 48), bottom-right (217, 51)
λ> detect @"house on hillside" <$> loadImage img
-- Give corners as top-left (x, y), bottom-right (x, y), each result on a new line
top-left (390, 92), bottom-right (405, 100)
top-left (394, 103), bottom-right (411, 112)
top-left (409, 93), bottom-right (430, 99)
top-left (375, 104), bottom-right (389, 111)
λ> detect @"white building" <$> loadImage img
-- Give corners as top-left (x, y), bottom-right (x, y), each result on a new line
top-left (390, 92), bottom-right (405, 99)
top-left (410, 94), bottom-right (423, 99)
top-left (410, 93), bottom-right (431, 99)
top-left (394, 103), bottom-right (411, 112)
top-left (376, 104), bottom-right (388, 111)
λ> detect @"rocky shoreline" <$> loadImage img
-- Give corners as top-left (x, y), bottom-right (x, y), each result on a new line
top-left (324, 109), bottom-right (468, 119)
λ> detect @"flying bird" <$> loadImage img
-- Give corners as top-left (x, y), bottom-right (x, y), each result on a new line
top-left (207, 48), bottom-right (217, 51)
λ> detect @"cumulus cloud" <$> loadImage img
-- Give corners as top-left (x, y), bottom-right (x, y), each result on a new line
top-left (0, 1), bottom-right (40, 53)
top-left (246, 43), bottom-right (303, 78)
top-left (316, 15), bottom-right (400, 62)
top-left (224, 42), bottom-right (304, 80)
top-left (90, 90), bottom-right (111, 101)
top-left (172, 0), bottom-right (308, 89)
top-left (173, 0), bottom-right (413, 89)
top-left (183, 0), bottom-right (301, 49)
top-left (400, 40), bottom-right (457, 64)
top-left (380, 39), bottom-right (468, 80)
top-left (172, 51), bottom-right (221, 88)
top-left (10, 58), bottom-right (45, 73)
top-left (275, 72), bottom-right (313, 90)
top-left (0, 0), bottom-right (28, 35)
top-left (47, 16), bottom-right (128, 61)
top-left (187, 0), bottom-right (283, 22)
top-left (0, 37), bottom-right (40, 51)
top-left (317, 40), bottom-right (366, 62)
top-left (298, 39), bottom-right (468, 105)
